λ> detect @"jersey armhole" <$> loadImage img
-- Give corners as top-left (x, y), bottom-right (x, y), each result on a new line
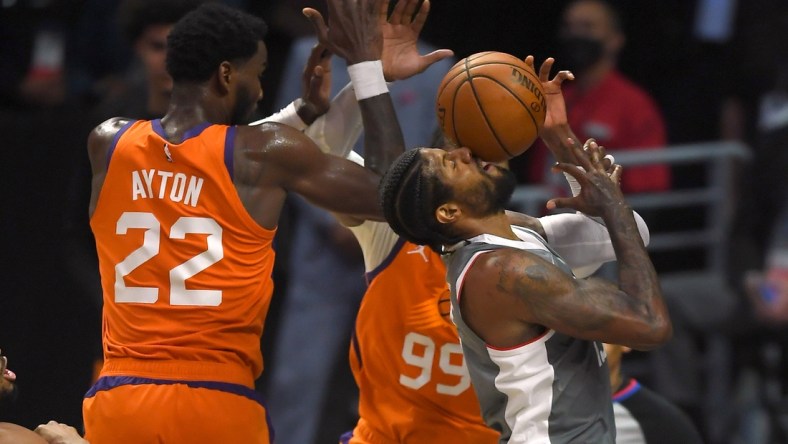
top-left (224, 125), bottom-right (237, 180)
top-left (106, 120), bottom-right (138, 168)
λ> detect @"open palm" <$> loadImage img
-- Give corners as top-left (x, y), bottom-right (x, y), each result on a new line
top-left (381, 0), bottom-right (453, 81)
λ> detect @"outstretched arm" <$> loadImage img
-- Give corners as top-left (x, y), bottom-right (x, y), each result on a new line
top-left (468, 143), bottom-right (670, 350)
top-left (528, 56), bottom-right (578, 164)
top-left (304, 0), bottom-right (404, 176)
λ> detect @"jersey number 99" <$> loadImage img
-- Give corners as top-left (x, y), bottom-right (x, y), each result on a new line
top-left (399, 332), bottom-right (471, 396)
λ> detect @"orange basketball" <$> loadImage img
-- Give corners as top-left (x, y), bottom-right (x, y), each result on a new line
top-left (436, 51), bottom-right (547, 162)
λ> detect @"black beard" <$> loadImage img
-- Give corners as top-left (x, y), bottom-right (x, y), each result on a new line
top-left (467, 166), bottom-right (517, 217)
top-left (230, 85), bottom-right (257, 125)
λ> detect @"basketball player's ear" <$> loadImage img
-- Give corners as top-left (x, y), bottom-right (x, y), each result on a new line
top-left (435, 202), bottom-right (461, 225)
top-left (217, 61), bottom-right (233, 93)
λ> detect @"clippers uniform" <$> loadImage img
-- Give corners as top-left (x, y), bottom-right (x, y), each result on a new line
top-left (444, 228), bottom-right (615, 444)
top-left (86, 119), bottom-right (274, 443)
top-left (343, 221), bottom-right (499, 444)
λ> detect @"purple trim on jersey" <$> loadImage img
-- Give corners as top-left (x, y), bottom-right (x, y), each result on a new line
top-left (612, 378), bottom-right (641, 403)
top-left (351, 329), bottom-right (362, 369)
top-left (85, 375), bottom-right (266, 407)
top-left (106, 120), bottom-right (137, 169)
top-left (339, 430), bottom-right (353, 444)
top-left (151, 119), bottom-right (211, 142)
top-left (224, 125), bottom-right (237, 180)
top-left (85, 375), bottom-right (275, 441)
top-left (364, 237), bottom-right (407, 285)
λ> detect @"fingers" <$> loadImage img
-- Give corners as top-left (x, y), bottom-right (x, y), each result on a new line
top-left (567, 138), bottom-right (595, 171)
top-left (401, 0), bottom-right (421, 24)
top-left (304, 43), bottom-right (327, 77)
top-left (603, 153), bottom-right (615, 172)
top-left (539, 57), bottom-right (555, 82)
top-left (386, 0), bottom-right (410, 25)
top-left (302, 8), bottom-right (328, 43)
top-left (411, 0), bottom-right (431, 33)
top-left (379, 0), bottom-right (390, 23)
top-left (420, 49), bottom-right (455, 69)
top-left (609, 164), bottom-right (623, 184)
top-left (577, 139), bottom-right (607, 172)
top-left (546, 196), bottom-right (577, 211)
top-left (523, 55), bottom-right (535, 71)
top-left (552, 161), bottom-right (589, 186)
top-left (552, 69), bottom-right (575, 84)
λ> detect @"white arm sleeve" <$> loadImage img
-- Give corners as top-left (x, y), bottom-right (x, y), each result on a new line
top-left (539, 211), bottom-right (650, 278)
top-left (348, 221), bottom-right (402, 272)
top-left (304, 83), bottom-right (363, 156)
top-left (332, 149), bottom-right (400, 272)
top-left (248, 100), bottom-right (308, 130)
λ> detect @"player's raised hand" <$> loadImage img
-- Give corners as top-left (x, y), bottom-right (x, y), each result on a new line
top-left (303, 0), bottom-right (383, 65)
top-left (547, 139), bottom-right (625, 217)
top-left (297, 43), bottom-right (333, 125)
top-left (525, 55), bottom-right (578, 163)
top-left (381, 0), bottom-right (454, 81)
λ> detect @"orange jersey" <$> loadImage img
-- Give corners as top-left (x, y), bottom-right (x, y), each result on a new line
top-left (349, 238), bottom-right (499, 444)
top-left (90, 120), bottom-right (275, 388)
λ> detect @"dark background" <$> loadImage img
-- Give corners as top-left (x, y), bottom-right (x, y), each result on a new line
top-left (1, 0), bottom-right (786, 442)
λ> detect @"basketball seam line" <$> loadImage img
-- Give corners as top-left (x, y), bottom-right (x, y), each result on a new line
top-left (464, 61), bottom-right (516, 158)
top-left (471, 73), bottom-right (541, 150)
top-left (437, 60), bottom-right (536, 98)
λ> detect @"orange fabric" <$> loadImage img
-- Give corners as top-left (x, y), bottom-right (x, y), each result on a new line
top-left (90, 121), bottom-right (276, 387)
top-left (83, 383), bottom-right (270, 443)
top-left (350, 241), bottom-right (499, 444)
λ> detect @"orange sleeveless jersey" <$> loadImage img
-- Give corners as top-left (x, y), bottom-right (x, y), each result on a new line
top-left (349, 239), bottom-right (499, 444)
top-left (90, 120), bottom-right (275, 388)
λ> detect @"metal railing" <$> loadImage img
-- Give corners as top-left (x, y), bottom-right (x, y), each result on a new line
top-left (508, 140), bottom-right (752, 274)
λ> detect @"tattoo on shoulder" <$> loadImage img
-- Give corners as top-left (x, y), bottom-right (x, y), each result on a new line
top-left (525, 264), bottom-right (549, 282)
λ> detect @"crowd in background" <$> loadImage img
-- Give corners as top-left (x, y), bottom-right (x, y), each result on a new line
top-left (2, 0), bottom-right (788, 443)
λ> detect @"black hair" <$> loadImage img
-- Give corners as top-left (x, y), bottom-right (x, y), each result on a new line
top-left (118, 0), bottom-right (208, 44)
top-left (379, 149), bottom-right (462, 252)
top-left (166, 2), bottom-right (268, 83)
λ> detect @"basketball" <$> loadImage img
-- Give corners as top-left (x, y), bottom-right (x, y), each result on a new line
top-left (436, 51), bottom-right (547, 162)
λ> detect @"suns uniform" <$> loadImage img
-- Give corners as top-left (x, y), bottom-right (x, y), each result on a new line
top-left (341, 220), bottom-right (499, 444)
top-left (86, 119), bottom-right (274, 443)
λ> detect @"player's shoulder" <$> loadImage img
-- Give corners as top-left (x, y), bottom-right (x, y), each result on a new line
top-left (89, 117), bottom-right (136, 144)
top-left (461, 244), bottom-right (529, 275)
top-left (236, 121), bottom-right (309, 154)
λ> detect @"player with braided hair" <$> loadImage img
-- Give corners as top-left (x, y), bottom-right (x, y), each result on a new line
top-left (308, 54), bottom-right (652, 443)
top-left (377, 58), bottom-right (671, 440)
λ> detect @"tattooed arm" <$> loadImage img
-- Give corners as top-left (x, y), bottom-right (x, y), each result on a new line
top-left (463, 245), bottom-right (669, 350)
top-left (461, 141), bottom-right (670, 351)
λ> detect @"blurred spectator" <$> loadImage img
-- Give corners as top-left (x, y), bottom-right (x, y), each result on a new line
top-left (91, 0), bottom-right (209, 121)
top-left (263, 35), bottom-right (455, 444)
top-left (604, 343), bottom-right (704, 444)
top-left (511, 0), bottom-right (670, 195)
top-left (0, 1), bottom-right (76, 109)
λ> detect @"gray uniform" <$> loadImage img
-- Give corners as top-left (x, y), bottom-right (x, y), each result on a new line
top-left (444, 229), bottom-right (616, 444)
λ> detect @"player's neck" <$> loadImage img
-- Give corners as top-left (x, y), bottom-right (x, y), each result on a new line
top-left (165, 84), bottom-right (230, 128)
top-left (147, 89), bottom-right (171, 117)
top-left (465, 212), bottom-right (518, 241)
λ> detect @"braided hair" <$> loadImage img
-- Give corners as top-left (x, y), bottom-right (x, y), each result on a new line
top-left (166, 3), bottom-right (268, 82)
top-left (379, 149), bottom-right (462, 252)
